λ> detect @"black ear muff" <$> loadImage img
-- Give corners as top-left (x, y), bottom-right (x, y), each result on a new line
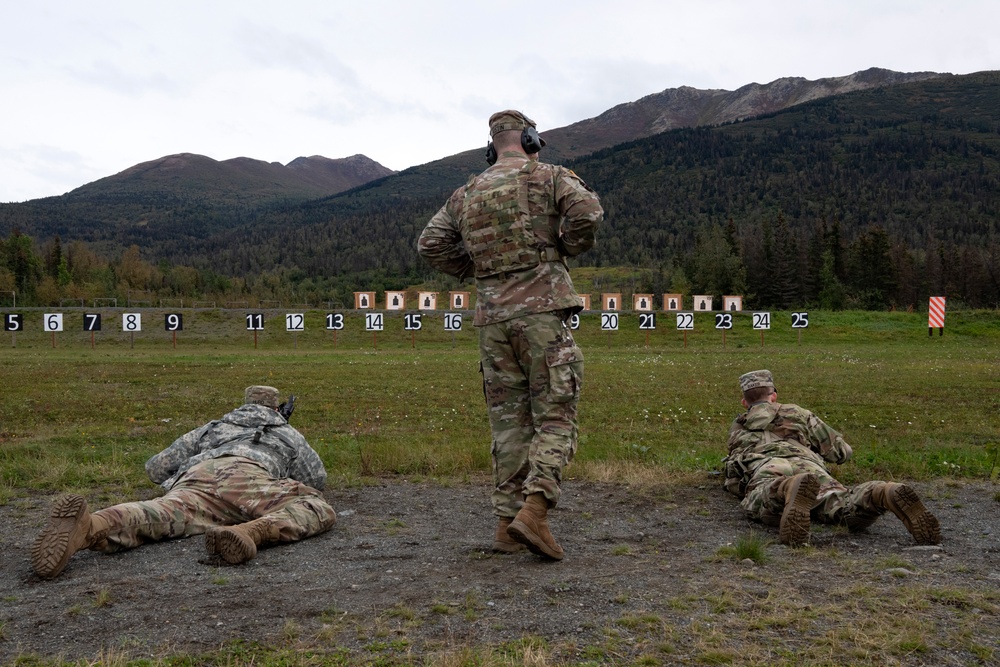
top-left (521, 126), bottom-right (545, 154)
top-left (485, 142), bottom-right (497, 165)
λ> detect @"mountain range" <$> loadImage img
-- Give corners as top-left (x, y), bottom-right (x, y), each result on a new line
top-left (0, 67), bottom-right (945, 247)
top-left (3, 67), bottom-right (999, 308)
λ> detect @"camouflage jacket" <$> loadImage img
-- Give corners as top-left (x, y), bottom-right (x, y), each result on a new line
top-left (145, 403), bottom-right (328, 491)
top-left (722, 401), bottom-right (853, 497)
top-left (417, 152), bottom-right (603, 326)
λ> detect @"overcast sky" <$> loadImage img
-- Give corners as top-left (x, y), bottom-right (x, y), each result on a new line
top-left (1, 0), bottom-right (997, 202)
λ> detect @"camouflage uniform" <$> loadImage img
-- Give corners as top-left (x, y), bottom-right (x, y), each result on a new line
top-left (418, 116), bottom-right (602, 517)
top-left (724, 400), bottom-right (893, 529)
top-left (91, 403), bottom-right (335, 552)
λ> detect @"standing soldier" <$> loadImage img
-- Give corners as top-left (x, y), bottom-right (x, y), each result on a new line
top-left (418, 110), bottom-right (603, 560)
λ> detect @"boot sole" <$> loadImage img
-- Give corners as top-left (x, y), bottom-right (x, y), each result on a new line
top-left (205, 527), bottom-right (257, 564)
top-left (32, 494), bottom-right (89, 579)
top-left (889, 485), bottom-right (942, 545)
top-left (492, 540), bottom-right (526, 554)
top-left (507, 519), bottom-right (564, 560)
top-left (779, 474), bottom-right (820, 547)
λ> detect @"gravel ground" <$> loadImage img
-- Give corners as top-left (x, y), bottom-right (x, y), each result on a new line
top-left (1, 477), bottom-right (998, 664)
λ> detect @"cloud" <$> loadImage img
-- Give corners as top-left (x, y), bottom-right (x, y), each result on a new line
top-left (63, 60), bottom-right (180, 97)
top-left (235, 22), bottom-right (363, 89)
top-left (0, 144), bottom-right (100, 202)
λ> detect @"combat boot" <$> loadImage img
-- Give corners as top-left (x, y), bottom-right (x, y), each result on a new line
top-left (32, 494), bottom-right (112, 579)
top-left (493, 517), bottom-right (525, 553)
top-left (205, 517), bottom-right (279, 564)
top-left (507, 493), bottom-right (564, 560)
top-left (776, 473), bottom-right (820, 547)
top-left (870, 482), bottom-right (941, 545)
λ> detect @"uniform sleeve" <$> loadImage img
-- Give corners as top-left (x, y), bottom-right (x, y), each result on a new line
top-left (804, 412), bottom-right (853, 464)
top-left (145, 422), bottom-right (212, 484)
top-left (554, 168), bottom-right (603, 257)
top-left (283, 427), bottom-right (329, 491)
top-left (417, 187), bottom-right (475, 280)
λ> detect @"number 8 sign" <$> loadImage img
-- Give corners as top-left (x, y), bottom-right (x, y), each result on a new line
top-left (123, 313), bottom-right (142, 332)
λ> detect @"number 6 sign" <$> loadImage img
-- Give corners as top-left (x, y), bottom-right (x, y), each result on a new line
top-left (44, 313), bottom-right (64, 332)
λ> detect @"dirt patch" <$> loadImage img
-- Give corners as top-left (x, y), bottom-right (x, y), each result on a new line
top-left (1, 477), bottom-right (998, 663)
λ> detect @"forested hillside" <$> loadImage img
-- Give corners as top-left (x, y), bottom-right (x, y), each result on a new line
top-left (2, 71), bottom-right (999, 309)
top-left (202, 71), bottom-right (1000, 308)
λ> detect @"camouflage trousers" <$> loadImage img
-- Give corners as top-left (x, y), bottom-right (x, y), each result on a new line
top-left (741, 456), bottom-right (889, 528)
top-left (92, 456), bottom-right (336, 552)
top-left (479, 311), bottom-right (584, 517)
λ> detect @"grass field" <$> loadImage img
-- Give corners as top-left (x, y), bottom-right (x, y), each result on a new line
top-left (2, 308), bottom-right (998, 505)
top-left (1, 309), bottom-right (999, 666)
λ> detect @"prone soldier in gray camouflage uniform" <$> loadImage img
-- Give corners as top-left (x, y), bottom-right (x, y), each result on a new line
top-left (418, 110), bottom-right (603, 560)
top-left (32, 386), bottom-right (336, 579)
top-left (724, 370), bottom-right (941, 547)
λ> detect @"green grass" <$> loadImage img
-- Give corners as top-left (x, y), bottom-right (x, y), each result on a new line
top-left (3, 311), bottom-right (996, 666)
top-left (1, 309), bottom-right (998, 498)
top-left (715, 531), bottom-right (771, 564)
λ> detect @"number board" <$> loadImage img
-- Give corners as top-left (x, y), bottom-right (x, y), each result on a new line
top-left (791, 312), bottom-right (809, 329)
top-left (568, 313), bottom-right (580, 330)
top-left (164, 313), bottom-right (183, 331)
top-left (444, 313), bottom-right (463, 331)
top-left (600, 312), bottom-right (619, 331)
top-left (675, 312), bottom-right (694, 331)
top-left (325, 313), bottom-right (344, 330)
top-left (83, 313), bottom-right (102, 331)
top-left (365, 313), bottom-right (384, 331)
top-left (4, 313), bottom-right (22, 331)
top-left (638, 313), bottom-right (656, 330)
top-left (752, 312), bottom-right (771, 330)
top-left (285, 313), bottom-right (305, 332)
top-left (404, 313), bottom-right (422, 331)
top-left (714, 313), bottom-right (733, 330)
top-left (246, 313), bottom-right (264, 331)
top-left (44, 313), bottom-right (64, 332)
top-left (122, 313), bottom-right (142, 332)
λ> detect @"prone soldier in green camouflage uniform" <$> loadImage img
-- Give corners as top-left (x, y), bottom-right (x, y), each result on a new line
top-left (418, 110), bottom-right (603, 560)
top-left (724, 370), bottom-right (941, 546)
top-left (32, 386), bottom-right (337, 579)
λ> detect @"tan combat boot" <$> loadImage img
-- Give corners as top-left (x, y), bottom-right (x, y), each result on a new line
top-left (493, 517), bottom-right (525, 553)
top-left (205, 518), bottom-right (280, 564)
top-left (870, 482), bottom-right (941, 545)
top-left (507, 493), bottom-right (564, 560)
top-left (776, 473), bottom-right (820, 547)
top-left (32, 494), bottom-right (112, 579)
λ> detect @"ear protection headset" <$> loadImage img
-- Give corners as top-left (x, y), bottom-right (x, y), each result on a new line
top-left (486, 125), bottom-right (546, 165)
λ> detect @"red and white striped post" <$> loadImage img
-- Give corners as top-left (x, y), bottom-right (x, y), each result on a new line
top-left (928, 296), bottom-right (945, 336)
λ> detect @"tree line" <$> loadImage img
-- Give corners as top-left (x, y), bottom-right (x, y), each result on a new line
top-left (2, 73), bottom-right (1000, 309)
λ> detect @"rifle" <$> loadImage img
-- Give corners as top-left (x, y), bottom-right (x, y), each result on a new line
top-left (277, 394), bottom-right (296, 422)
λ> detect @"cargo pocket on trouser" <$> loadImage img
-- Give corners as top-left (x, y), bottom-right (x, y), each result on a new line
top-left (545, 341), bottom-right (583, 403)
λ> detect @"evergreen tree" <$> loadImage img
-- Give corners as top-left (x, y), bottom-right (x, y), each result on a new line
top-left (817, 249), bottom-right (847, 309)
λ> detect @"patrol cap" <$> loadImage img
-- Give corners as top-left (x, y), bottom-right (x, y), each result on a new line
top-left (245, 385), bottom-right (280, 409)
top-left (489, 109), bottom-right (536, 137)
top-left (738, 370), bottom-right (775, 393)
